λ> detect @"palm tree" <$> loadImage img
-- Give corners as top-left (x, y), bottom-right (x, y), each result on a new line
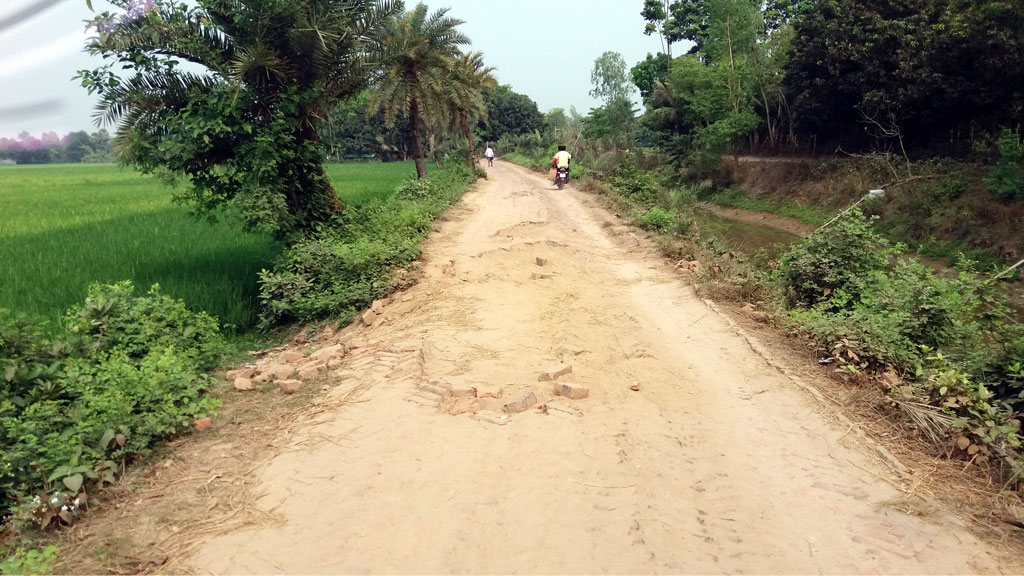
top-left (81, 0), bottom-right (401, 233)
top-left (445, 51), bottom-right (497, 168)
top-left (368, 3), bottom-right (469, 179)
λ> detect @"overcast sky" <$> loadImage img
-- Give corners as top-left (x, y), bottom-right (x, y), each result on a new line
top-left (0, 0), bottom-right (663, 139)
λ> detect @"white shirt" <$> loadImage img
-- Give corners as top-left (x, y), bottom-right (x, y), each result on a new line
top-left (484, 148), bottom-right (494, 158)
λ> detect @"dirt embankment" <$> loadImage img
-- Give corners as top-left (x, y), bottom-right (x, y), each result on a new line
top-left (723, 156), bottom-right (1024, 263)
top-left (58, 161), bottom-right (1024, 574)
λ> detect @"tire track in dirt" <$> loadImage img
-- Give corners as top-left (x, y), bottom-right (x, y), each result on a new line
top-left (186, 161), bottom-right (1020, 574)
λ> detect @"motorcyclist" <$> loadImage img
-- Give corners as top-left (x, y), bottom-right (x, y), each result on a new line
top-left (551, 145), bottom-right (571, 187)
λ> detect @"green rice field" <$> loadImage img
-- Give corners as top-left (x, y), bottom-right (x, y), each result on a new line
top-left (0, 162), bottom-right (421, 330)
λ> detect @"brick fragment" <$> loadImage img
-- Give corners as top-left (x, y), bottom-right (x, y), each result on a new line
top-left (476, 385), bottom-right (502, 399)
top-left (553, 383), bottom-right (590, 400)
top-left (538, 364), bottom-right (573, 382)
top-left (361, 309), bottom-right (378, 326)
top-left (503, 392), bottom-right (538, 414)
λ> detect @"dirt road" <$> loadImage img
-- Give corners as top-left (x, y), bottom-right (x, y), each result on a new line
top-left (189, 161), bottom-right (1015, 574)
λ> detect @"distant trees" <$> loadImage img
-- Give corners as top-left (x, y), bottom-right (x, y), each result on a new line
top-left (639, 0), bottom-right (1024, 162)
top-left (631, 53), bottom-right (670, 102)
top-left (444, 52), bottom-right (497, 167)
top-left (642, 0), bottom-right (764, 163)
top-left (0, 130), bottom-right (113, 164)
top-left (479, 84), bottom-right (545, 144)
top-left (785, 0), bottom-right (1024, 153)
top-left (589, 51), bottom-right (638, 150)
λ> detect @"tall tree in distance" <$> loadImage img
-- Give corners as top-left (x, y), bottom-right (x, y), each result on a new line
top-left (632, 52), bottom-right (670, 102)
top-left (642, 0), bottom-right (677, 63)
top-left (642, 0), bottom-right (711, 57)
top-left (479, 85), bottom-right (545, 143)
top-left (762, 0), bottom-right (809, 33)
top-left (369, 3), bottom-right (470, 179)
top-left (445, 51), bottom-right (497, 168)
top-left (590, 51), bottom-right (638, 149)
top-left (79, 0), bottom-right (401, 235)
top-left (590, 51), bottom-right (635, 104)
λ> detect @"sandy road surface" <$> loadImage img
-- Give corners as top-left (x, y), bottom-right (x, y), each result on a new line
top-left (190, 161), bottom-right (1015, 574)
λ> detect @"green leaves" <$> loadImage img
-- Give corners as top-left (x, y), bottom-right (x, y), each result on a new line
top-left (785, 0), bottom-right (1024, 152)
top-left (258, 163), bottom-right (476, 326)
top-left (2, 284), bottom-right (223, 521)
top-left (77, 0), bottom-right (403, 235)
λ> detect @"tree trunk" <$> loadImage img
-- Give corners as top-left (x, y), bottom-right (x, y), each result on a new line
top-left (662, 0), bottom-right (672, 72)
top-left (409, 94), bottom-right (427, 179)
top-left (751, 50), bottom-right (776, 149)
top-left (301, 114), bottom-right (343, 215)
top-left (726, 17), bottom-right (740, 114)
top-left (428, 129), bottom-right (441, 170)
top-left (460, 108), bottom-right (478, 168)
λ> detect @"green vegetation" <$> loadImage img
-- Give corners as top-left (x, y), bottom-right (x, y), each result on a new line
top-left (0, 164), bottom-right (278, 330)
top-left (1, 282), bottom-right (225, 523)
top-left (0, 158), bottom-right (477, 535)
top-left (780, 211), bottom-right (1024, 463)
top-left (0, 162), bottom-right (427, 330)
top-left (368, 3), bottom-right (471, 179)
top-left (984, 129), bottom-right (1024, 202)
top-left (259, 162), bottom-right (477, 326)
top-left (0, 544), bottom-right (58, 575)
top-left (80, 0), bottom-right (403, 236)
top-left (700, 187), bottom-right (830, 226)
top-left (4, 0), bottom-right (492, 556)
top-left (324, 162), bottom-right (431, 206)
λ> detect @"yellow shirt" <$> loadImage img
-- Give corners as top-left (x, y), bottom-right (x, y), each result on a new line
top-left (553, 150), bottom-right (572, 168)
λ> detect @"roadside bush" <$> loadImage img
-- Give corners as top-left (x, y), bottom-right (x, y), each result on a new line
top-left (64, 282), bottom-right (225, 371)
top-left (1, 283), bottom-right (223, 523)
top-left (258, 162), bottom-right (476, 325)
top-left (894, 355), bottom-right (1021, 462)
top-left (790, 260), bottom-right (984, 371)
top-left (780, 211), bottom-right (1024, 464)
top-left (0, 545), bottom-right (58, 575)
top-left (983, 128), bottom-right (1024, 201)
top-left (609, 153), bottom-right (658, 206)
top-left (779, 208), bottom-right (894, 307)
top-left (635, 207), bottom-right (677, 232)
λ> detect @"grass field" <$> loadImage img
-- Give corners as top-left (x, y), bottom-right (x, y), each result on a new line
top-left (0, 161), bottom-right (422, 330)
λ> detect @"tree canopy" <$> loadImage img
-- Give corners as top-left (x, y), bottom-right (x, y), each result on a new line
top-left (367, 2), bottom-right (470, 178)
top-left (478, 84), bottom-right (545, 144)
top-left (639, 0), bottom-right (1024, 162)
top-left (79, 0), bottom-right (401, 236)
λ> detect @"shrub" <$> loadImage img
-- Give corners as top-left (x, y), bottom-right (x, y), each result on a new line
top-left (0, 545), bottom-right (58, 575)
top-left (894, 354), bottom-right (1021, 461)
top-left (933, 172), bottom-right (969, 201)
top-left (983, 128), bottom-right (1024, 201)
top-left (1, 283), bottom-right (223, 523)
top-left (64, 282), bottom-right (225, 371)
top-left (608, 153), bottom-right (659, 206)
top-left (789, 256), bottom-right (998, 372)
top-left (781, 214), bottom-right (1024, 463)
top-left (635, 207), bottom-right (677, 232)
top-left (258, 163), bottom-right (476, 325)
top-left (779, 208), bottom-right (894, 307)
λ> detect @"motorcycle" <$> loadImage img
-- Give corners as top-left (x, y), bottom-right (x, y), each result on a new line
top-left (555, 166), bottom-right (569, 190)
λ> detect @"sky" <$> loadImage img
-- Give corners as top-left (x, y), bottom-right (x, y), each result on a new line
top-left (0, 0), bottom-right (663, 140)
